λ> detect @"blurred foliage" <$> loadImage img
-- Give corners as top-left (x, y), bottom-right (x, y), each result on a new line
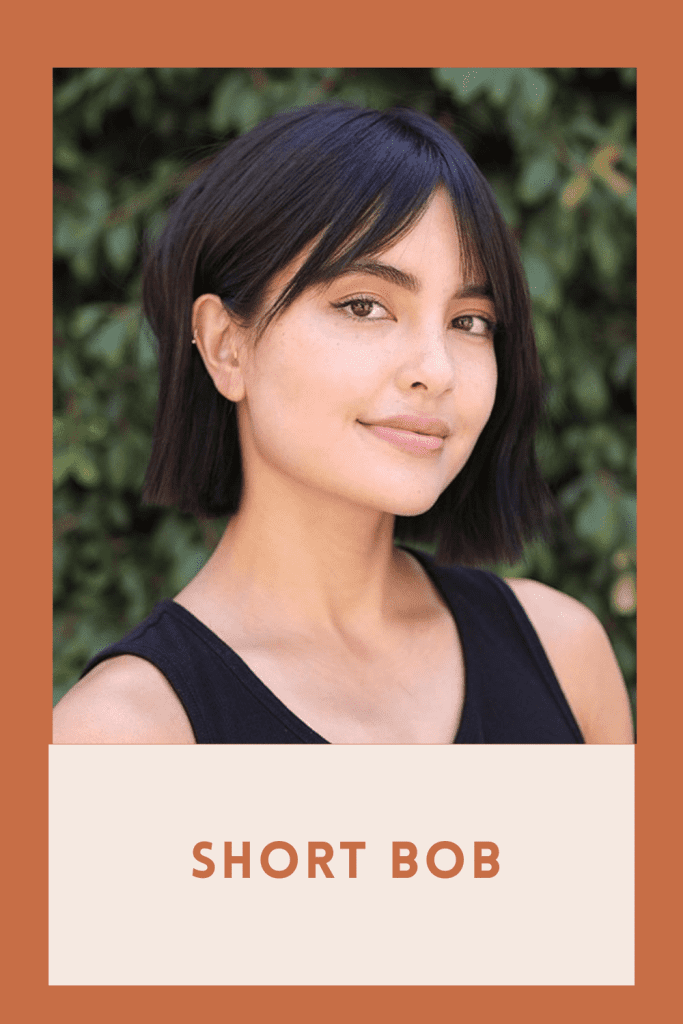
top-left (53, 68), bottom-right (636, 720)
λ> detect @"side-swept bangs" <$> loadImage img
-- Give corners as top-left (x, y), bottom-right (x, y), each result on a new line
top-left (142, 103), bottom-right (553, 564)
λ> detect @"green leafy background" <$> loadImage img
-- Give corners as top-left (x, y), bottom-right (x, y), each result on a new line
top-left (53, 68), bottom-right (636, 721)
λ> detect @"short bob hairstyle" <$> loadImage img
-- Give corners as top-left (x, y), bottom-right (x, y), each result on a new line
top-left (142, 103), bottom-right (554, 566)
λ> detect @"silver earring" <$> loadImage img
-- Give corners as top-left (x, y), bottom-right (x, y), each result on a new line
top-left (191, 330), bottom-right (198, 345)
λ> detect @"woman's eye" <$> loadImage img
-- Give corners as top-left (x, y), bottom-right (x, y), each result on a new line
top-left (451, 314), bottom-right (496, 337)
top-left (334, 297), bottom-right (386, 320)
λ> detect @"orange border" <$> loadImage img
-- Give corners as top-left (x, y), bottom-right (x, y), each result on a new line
top-left (5, 3), bottom-right (679, 1020)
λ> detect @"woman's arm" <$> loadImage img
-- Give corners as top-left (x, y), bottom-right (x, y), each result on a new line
top-left (505, 578), bottom-right (634, 743)
top-left (52, 656), bottom-right (197, 744)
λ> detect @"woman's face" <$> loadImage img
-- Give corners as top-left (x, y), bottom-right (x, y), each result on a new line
top-left (235, 188), bottom-right (498, 518)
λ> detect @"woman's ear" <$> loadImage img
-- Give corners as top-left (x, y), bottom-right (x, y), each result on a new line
top-left (191, 294), bottom-right (247, 403)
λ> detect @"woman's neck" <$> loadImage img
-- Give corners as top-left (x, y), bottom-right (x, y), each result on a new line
top-left (184, 478), bottom-right (408, 637)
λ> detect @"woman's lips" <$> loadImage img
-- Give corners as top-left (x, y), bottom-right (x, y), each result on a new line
top-left (359, 417), bottom-right (449, 456)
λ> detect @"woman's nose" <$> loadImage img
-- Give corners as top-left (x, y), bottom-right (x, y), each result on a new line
top-left (395, 327), bottom-right (455, 395)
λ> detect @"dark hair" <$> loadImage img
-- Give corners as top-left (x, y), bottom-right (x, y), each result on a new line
top-left (142, 103), bottom-right (554, 565)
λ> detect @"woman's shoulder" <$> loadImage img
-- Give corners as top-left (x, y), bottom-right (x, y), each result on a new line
top-left (52, 655), bottom-right (196, 745)
top-left (504, 577), bottom-right (633, 744)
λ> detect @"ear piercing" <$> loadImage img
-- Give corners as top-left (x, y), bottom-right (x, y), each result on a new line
top-left (190, 331), bottom-right (238, 368)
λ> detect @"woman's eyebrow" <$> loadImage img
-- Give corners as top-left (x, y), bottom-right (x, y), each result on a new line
top-left (337, 260), bottom-right (493, 301)
top-left (342, 260), bottom-right (420, 292)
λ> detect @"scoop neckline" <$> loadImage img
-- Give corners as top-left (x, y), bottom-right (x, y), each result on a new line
top-left (404, 547), bottom-right (471, 743)
top-left (163, 547), bottom-right (471, 745)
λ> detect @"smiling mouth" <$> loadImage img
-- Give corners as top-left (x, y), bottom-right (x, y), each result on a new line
top-left (360, 414), bottom-right (450, 436)
top-left (359, 420), bottom-right (447, 456)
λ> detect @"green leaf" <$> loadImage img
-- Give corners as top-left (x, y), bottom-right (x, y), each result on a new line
top-left (54, 212), bottom-right (98, 259)
top-left (487, 177), bottom-right (520, 229)
top-left (168, 543), bottom-right (210, 593)
top-left (84, 417), bottom-right (108, 442)
top-left (53, 69), bottom-right (109, 113)
top-left (521, 253), bottom-right (559, 309)
top-left (517, 69), bottom-right (552, 117)
top-left (432, 68), bottom-right (490, 103)
top-left (106, 498), bottom-right (131, 530)
top-left (145, 208), bottom-right (168, 244)
top-left (136, 322), bottom-right (158, 370)
top-left (209, 72), bottom-right (247, 134)
top-left (104, 221), bottom-right (138, 272)
top-left (589, 222), bottom-right (621, 279)
top-left (53, 451), bottom-right (76, 486)
top-left (236, 91), bottom-right (263, 134)
top-left (518, 155), bottom-right (556, 204)
top-left (54, 446), bottom-right (101, 487)
top-left (533, 312), bottom-right (554, 353)
top-left (619, 495), bottom-right (637, 547)
top-left (622, 187), bottom-right (637, 216)
top-left (574, 480), bottom-right (619, 552)
top-left (53, 350), bottom-right (80, 392)
top-left (486, 68), bottom-right (516, 105)
top-left (106, 437), bottom-right (132, 489)
top-left (571, 365), bottom-right (610, 417)
top-left (54, 142), bottom-right (80, 171)
top-left (120, 563), bottom-right (150, 624)
top-left (613, 636), bottom-right (636, 678)
top-left (86, 319), bottom-right (129, 367)
top-left (83, 186), bottom-right (111, 223)
top-left (611, 345), bottom-right (636, 387)
top-left (70, 304), bottom-right (105, 339)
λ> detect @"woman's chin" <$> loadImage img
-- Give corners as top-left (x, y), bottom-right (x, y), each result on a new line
top-left (382, 492), bottom-right (441, 518)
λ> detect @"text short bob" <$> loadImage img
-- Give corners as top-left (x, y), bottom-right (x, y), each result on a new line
top-left (142, 103), bottom-right (553, 565)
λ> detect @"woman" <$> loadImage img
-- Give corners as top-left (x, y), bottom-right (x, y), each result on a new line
top-left (53, 103), bottom-right (633, 745)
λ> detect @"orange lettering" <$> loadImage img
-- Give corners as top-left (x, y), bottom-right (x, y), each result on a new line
top-left (308, 842), bottom-right (334, 878)
top-left (223, 841), bottom-right (251, 878)
top-left (192, 841), bottom-right (215, 878)
top-left (474, 842), bottom-right (500, 878)
top-left (340, 841), bottom-right (366, 878)
top-left (261, 841), bottom-right (298, 878)
top-left (426, 841), bottom-right (463, 878)
top-left (392, 842), bottom-right (418, 877)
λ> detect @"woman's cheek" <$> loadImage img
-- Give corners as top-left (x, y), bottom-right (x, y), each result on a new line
top-left (453, 353), bottom-right (497, 421)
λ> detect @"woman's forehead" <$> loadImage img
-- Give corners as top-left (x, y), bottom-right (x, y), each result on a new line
top-left (266, 187), bottom-right (486, 306)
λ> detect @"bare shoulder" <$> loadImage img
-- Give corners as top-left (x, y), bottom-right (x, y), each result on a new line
top-left (52, 655), bottom-right (196, 744)
top-left (504, 577), bottom-right (634, 744)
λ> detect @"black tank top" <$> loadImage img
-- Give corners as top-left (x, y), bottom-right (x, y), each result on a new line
top-left (80, 551), bottom-right (584, 744)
